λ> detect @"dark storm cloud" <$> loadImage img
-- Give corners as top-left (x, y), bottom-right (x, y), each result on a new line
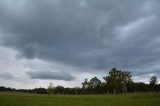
top-left (0, 0), bottom-right (160, 76)
top-left (27, 71), bottom-right (75, 81)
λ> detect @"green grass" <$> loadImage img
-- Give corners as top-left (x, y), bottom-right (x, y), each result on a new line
top-left (0, 92), bottom-right (160, 106)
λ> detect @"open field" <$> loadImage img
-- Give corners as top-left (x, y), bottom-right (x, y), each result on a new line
top-left (0, 92), bottom-right (160, 106)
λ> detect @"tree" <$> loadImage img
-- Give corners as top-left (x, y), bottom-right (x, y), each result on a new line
top-left (120, 71), bottom-right (132, 93)
top-left (82, 78), bottom-right (89, 89)
top-left (81, 78), bottom-right (89, 94)
top-left (103, 67), bottom-right (132, 94)
top-left (33, 88), bottom-right (47, 94)
top-left (89, 77), bottom-right (101, 89)
top-left (54, 85), bottom-right (64, 94)
top-left (47, 82), bottom-right (54, 94)
top-left (81, 77), bottom-right (102, 94)
top-left (89, 77), bottom-right (102, 94)
top-left (149, 76), bottom-right (157, 91)
top-left (104, 68), bottom-right (121, 94)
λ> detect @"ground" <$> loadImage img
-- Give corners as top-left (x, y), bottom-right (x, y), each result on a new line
top-left (0, 92), bottom-right (160, 106)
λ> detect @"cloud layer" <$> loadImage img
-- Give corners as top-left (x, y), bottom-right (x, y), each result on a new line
top-left (0, 0), bottom-right (160, 88)
top-left (27, 71), bottom-right (75, 81)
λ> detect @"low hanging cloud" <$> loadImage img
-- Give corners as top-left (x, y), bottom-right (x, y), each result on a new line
top-left (27, 71), bottom-right (75, 81)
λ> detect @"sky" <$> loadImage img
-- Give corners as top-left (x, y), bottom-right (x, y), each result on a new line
top-left (0, 0), bottom-right (160, 89)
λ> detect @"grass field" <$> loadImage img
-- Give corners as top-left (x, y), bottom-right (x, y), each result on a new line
top-left (0, 92), bottom-right (160, 106)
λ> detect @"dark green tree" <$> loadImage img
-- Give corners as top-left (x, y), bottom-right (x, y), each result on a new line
top-left (103, 67), bottom-right (132, 94)
top-left (89, 77), bottom-right (101, 89)
top-left (82, 78), bottom-right (89, 89)
top-left (149, 76), bottom-right (157, 91)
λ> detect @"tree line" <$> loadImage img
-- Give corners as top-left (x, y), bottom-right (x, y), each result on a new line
top-left (0, 68), bottom-right (160, 94)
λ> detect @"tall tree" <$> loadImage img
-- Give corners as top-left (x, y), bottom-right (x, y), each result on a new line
top-left (82, 78), bottom-right (89, 89)
top-left (120, 71), bottom-right (132, 93)
top-left (47, 82), bottom-right (54, 94)
top-left (149, 76), bottom-right (157, 91)
top-left (89, 77), bottom-right (101, 89)
top-left (103, 67), bottom-right (132, 94)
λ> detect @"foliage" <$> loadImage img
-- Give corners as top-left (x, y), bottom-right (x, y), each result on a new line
top-left (103, 68), bottom-right (132, 94)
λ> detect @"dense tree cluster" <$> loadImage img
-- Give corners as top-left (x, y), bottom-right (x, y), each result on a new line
top-left (0, 68), bottom-right (160, 94)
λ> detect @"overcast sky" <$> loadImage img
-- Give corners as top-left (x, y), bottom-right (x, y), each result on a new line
top-left (0, 0), bottom-right (160, 89)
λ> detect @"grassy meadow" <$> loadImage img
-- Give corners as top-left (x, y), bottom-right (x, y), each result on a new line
top-left (0, 92), bottom-right (160, 106)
